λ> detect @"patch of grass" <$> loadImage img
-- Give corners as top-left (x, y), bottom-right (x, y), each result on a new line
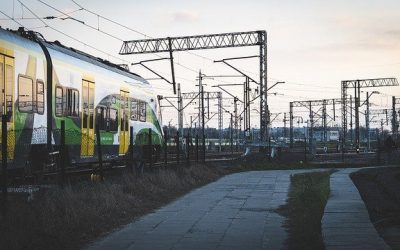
top-left (230, 158), bottom-right (344, 172)
top-left (0, 164), bottom-right (225, 250)
top-left (276, 170), bottom-right (334, 250)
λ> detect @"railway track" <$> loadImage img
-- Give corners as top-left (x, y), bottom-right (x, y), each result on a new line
top-left (10, 151), bottom-right (243, 185)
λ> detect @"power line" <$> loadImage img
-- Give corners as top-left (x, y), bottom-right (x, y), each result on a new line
top-left (37, 0), bottom-right (123, 42)
top-left (70, 0), bottom-right (148, 38)
top-left (70, 0), bottom-right (216, 63)
top-left (0, 7), bottom-right (83, 20)
top-left (0, 9), bottom-right (28, 28)
top-left (13, 0), bottom-right (130, 64)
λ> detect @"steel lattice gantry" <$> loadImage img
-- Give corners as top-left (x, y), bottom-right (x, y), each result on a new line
top-left (341, 78), bottom-right (399, 149)
top-left (181, 91), bottom-right (223, 150)
top-left (119, 31), bottom-right (269, 144)
top-left (289, 98), bottom-right (346, 149)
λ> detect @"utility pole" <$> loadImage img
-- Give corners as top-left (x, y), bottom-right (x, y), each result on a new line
top-left (309, 101), bottom-right (313, 153)
top-left (243, 77), bottom-right (251, 143)
top-left (283, 112), bottom-right (287, 138)
top-left (289, 102), bottom-right (294, 148)
top-left (199, 71), bottom-right (206, 162)
top-left (218, 92), bottom-right (223, 152)
top-left (366, 92), bottom-right (370, 151)
top-left (233, 97), bottom-right (238, 150)
top-left (392, 96), bottom-right (398, 139)
top-left (323, 100), bottom-right (327, 145)
top-left (354, 81), bottom-right (361, 151)
top-left (177, 83), bottom-right (183, 139)
top-left (350, 95), bottom-right (353, 145)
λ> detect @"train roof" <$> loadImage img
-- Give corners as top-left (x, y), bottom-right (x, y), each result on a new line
top-left (0, 27), bottom-right (146, 83)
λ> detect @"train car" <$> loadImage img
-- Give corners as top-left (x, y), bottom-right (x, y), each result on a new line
top-left (0, 27), bottom-right (163, 173)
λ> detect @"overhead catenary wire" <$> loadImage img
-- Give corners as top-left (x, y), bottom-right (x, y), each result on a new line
top-left (12, 0), bottom-right (130, 64)
top-left (70, 0), bottom-right (216, 63)
top-left (0, 7), bottom-right (83, 20)
top-left (37, 0), bottom-right (124, 42)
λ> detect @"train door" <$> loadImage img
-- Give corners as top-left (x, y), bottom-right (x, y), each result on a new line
top-left (80, 79), bottom-right (95, 157)
top-left (0, 53), bottom-right (15, 160)
top-left (119, 90), bottom-right (129, 154)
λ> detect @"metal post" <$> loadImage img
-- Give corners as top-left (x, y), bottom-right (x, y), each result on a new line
top-left (355, 81), bottom-right (360, 151)
top-left (230, 113), bottom-right (233, 155)
top-left (350, 95), bottom-right (353, 145)
top-left (195, 133), bottom-right (199, 163)
top-left (130, 126), bottom-right (135, 171)
top-left (366, 93), bottom-right (370, 151)
top-left (1, 115), bottom-right (8, 197)
top-left (163, 128), bottom-right (168, 167)
top-left (148, 128), bottom-right (152, 168)
top-left (268, 136), bottom-right (271, 161)
top-left (176, 131), bottom-right (180, 164)
top-left (177, 83), bottom-right (183, 141)
top-left (60, 120), bottom-right (65, 187)
top-left (218, 92), bottom-right (223, 152)
top-left (309, 102), bottom-right (313, 153)
top-left (333, 99), bottom-right (336, 121)
top-left (341, 81), bottom-right (347, 148)
top-left (207, 92), bottom-right (210, 119)
top-left (392, 96), bottom-right (397, 139)
top-left (304, 133), bottom-right (307, 163)
top-left (186, 133), bottom-right (190, 164)
top-left (283, 112), bottom-right (287, 138)
top-left (168, 37), bottom-right (177, 94)
top-left (289, 102), bottom-right (294, 148)
top-left (259, 31), bottom-right (268, 147)
top-left (95, 124), bottom-right (103, 181)
top-left (233, 97), bottom-right (238, 151)
top-left (323, 100), bottom-right (327, 146)
top-left (201, 85), bottom-right (206, 163)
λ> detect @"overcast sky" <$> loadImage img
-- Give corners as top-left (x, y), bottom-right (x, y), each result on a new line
top-left (1, 0), bottom-right (399, 129)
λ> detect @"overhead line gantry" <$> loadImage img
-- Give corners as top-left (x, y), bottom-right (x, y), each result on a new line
top-left (341, 78), bottom-right (399, 150)
top-left (119, 30), bottom-right (270, 145)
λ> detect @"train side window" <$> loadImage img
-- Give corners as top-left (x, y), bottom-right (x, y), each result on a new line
top-left (65, 88), bottom-right (79, 117)
top-left (108, 108), bottom-right (118, 132)
top-left (73, 89), bottom-right (79, 116)
top-left (131, 99), bottom-right (138, 121)
top-left (18, 75), bottom-right (34, 113)
top-left (96, 106), bottom-right (106, 131)
top-left (36, 80), bottom-right (44, 114)
top-left (55, 86), bottom-right (63, 116)
top-left (139, 101), bottom-right (146, 122)
top-left (6, 65), bottom-right (13, 121)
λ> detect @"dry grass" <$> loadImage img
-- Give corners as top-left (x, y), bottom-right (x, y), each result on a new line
top-left (276, 170), bottom-right (334, 250)
top-left (0, 164), bottom-right (225, 250)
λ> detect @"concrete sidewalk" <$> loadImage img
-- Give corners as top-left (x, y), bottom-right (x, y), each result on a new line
top-left (322, 168), bottom-right (390, 250)
top-left (87, 170), bottom-right (314, 250)
top-left (88, 168), bottom-right (389, 250)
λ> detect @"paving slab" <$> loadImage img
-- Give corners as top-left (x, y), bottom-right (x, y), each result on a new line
top-left (322, 168), bottom-right (390, 250)
top-left (87, 170), bottom-right (319, 250)
top-left (88, 168), bottom-right (386, 250)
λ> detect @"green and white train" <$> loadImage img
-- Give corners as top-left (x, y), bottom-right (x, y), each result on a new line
top-left (0, 27), bottom-right (163, 172)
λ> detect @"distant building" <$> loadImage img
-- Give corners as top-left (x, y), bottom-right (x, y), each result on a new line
top-left (313, 128), bottom-right (340, 141)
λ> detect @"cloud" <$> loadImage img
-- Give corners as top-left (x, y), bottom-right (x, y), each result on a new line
top-left (171, 10), bottom-right (199, 23)
top-left (384, 29), bottom-right (400, 39)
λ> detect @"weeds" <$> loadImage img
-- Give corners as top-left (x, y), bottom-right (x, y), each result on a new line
top-left (0, 164), bottom-right (224, 250)
top-left (276, 170), bottom-right (334, 250)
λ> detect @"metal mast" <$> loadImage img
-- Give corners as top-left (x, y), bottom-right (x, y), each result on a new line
top-left (120, 31), bottom-right (268, 144)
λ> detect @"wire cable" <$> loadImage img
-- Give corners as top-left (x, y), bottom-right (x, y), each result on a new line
top-left (14, 0), bottom-right (130, 64)
top-left (37, 0), bottom-right (123, 42)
